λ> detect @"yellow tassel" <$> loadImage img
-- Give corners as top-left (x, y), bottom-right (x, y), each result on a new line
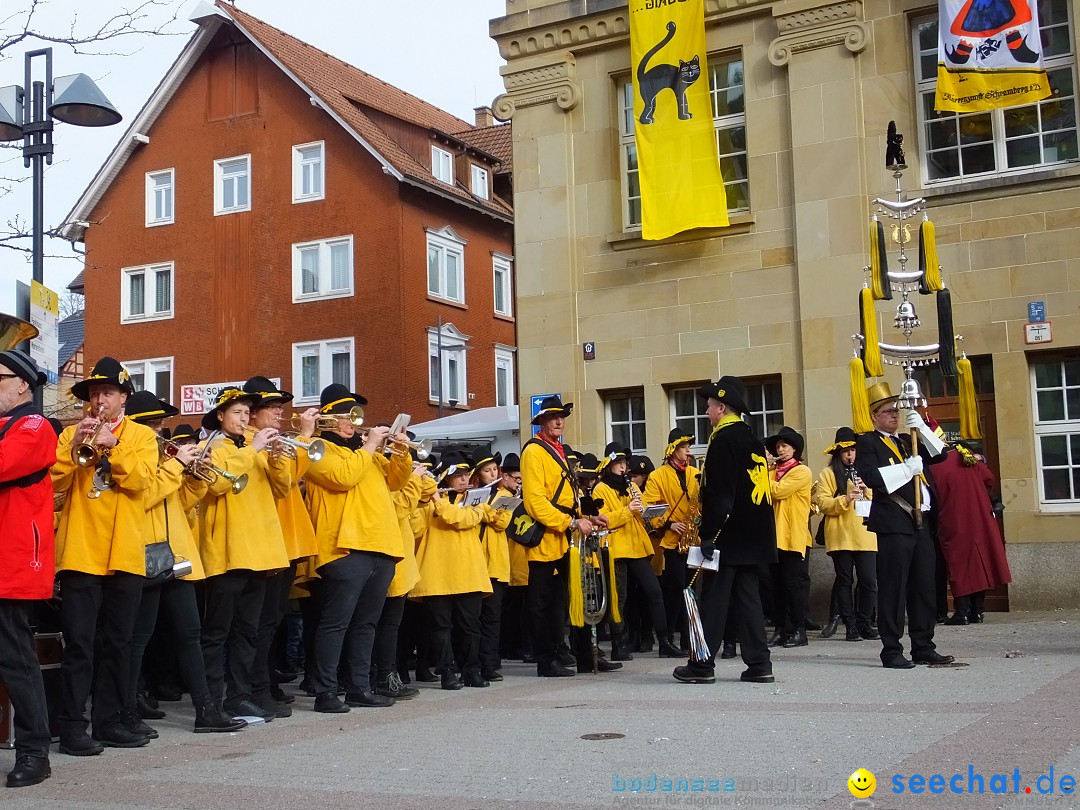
top-left (860, 288), bottom-right (883, 377)
top-left (919, 220), bottom-right (944, 293)
top-left (850, 356), bottom-right (873, 434)
top-left (870, 220), bottom-right (892, 300)
top-left (957, 355), bottom-right (982, 440)
top-left (568, 545), bottom-right (584, 627)
top-left (607, 548), bottom-right (621, 624)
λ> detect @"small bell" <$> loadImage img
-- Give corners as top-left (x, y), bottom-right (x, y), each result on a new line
top-left (894, 299), bottom-right (921, 329)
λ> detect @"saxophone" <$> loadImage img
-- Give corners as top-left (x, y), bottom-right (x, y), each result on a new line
top-left (680, 494), bottom-right (701, 553)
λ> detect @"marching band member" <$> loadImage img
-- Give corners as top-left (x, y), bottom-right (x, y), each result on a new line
top-left (52, 357), bottom-right (159, 753)
top-left (198, 387), bottom-right (290, 722)
top-left (471, 451), bottom-right (513, 682)
top-left (0, 350), bottom-right (56, 786)
top-left (498, 453), bottom-right (532, 662)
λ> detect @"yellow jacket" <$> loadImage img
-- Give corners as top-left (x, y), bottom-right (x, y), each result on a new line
top-left (273, 441), bottom-right (318, 563)
top-left (52, 419), bottom-right (159, 576)
top-left (520, 440), bottom-right (576, 563)
top-left (812, 467), bottom-right (877, 553)
top-left (145, 457), bottom-right (208, 581)
top-left (508, 535), bottom-right (530, 587)
top-left (593, 480), bottom-right (655, 560)
top-left (481, 486), bottom-right (514, 583)
top-left (304, 442), bottom-right (410, 569)
top-left (388, 474), bottom-right (428, 598)
top-left (642, 462), bottom-right (701, 550)
top-left (198, 438), bottom-right (290, 576)
top-left (771, 463), bottom-right (814, 557)
top-left (410, 497), bottom-right (494, 597)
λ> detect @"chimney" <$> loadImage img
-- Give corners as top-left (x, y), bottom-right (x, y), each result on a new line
top-left (474, 105), bottom-right (494, 128)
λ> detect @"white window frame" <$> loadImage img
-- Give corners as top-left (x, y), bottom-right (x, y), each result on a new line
top-left (492, 252), bottom-right (513, 317)
top-left (145, 168), bottom-right (174, 227)
top-left (292, 141), bottom-right (325, 203)
top-left (743, 378), bottom-right (785, 443)
top-left (619, 51), bottom-right (748, 230)
top-left (427, 323), bottom-right (470, 406)
top-left (471, 164), bottom-right (490, 199)
top-left (669, 385), bottom-right (713, 456)
top-left (912, 2), bottom-right (1079, 186)
top-left (431, 145), bottom-right (454, 184)
top-left (668, 377), bottom-right (784, 452)
top-left (122, 356), bottom-right (174, 402)
top-left (606, 391), bottom-right (648, 454)
top-left (426, 226), bottom-right (467, 304)
top-left (120, 262), bottom-right (174, 324)
top-left (292, 337), bottom-right (356, 406)
top-left (213, 154), bottom-right (251, 215)
top-left (495, 345), bottom-right (516, 408)
top-left (1031, 357), bottom-right (1080, 511)
top-left (291, 235), bottom-right (354, 303)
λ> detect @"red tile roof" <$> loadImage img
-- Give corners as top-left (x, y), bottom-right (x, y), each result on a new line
top-left (451, 124), bottom-right (513, 175)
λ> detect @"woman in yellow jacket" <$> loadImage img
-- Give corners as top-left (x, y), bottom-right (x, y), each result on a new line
top-left (470, 451), bottom-right (513, 682)
top-left (765, 426), bottom-right (814, 649)
top-left (410, 451), bottom-right (494, 690)
top-left (593, 444), bottom-right (681, 661)
top-left (812, 427), bottom-right (878, 642)
top-left (498, 455), bottom-right (532, 661)
top-left (197, 387), bottom-right (290, 722)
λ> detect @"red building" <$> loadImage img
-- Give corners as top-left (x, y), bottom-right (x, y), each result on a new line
top-left (63, 1), bottom-right (515, 425)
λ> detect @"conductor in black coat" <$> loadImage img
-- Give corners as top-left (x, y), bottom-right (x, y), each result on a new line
top-left (855, 382), bottom-right (954, 669)
top-left (673, 377), bottom-right (777, 685)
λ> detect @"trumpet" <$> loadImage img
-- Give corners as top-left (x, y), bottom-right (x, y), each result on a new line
top-left (157, 435), bottom-right (197, 459)
top-left (290, 406), bottom-right (365, 432)
top-left (190, 432), bottom-right (248, 494)
top-left (269, 433), bottom-right (326, 462)
top-left (72, 405), bottom-right (109, 467)
top-left (357, 429), bottom-right (433, 460)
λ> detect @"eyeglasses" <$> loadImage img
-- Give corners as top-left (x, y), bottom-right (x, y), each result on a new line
top-left (877, 408), bottom-right (900, 416)
top-left (0, 373), bottom-right (21, 383)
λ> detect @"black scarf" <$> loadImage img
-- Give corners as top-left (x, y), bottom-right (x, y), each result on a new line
top-left (320, 431), bottom-right (363, 451)
top-left (600, 469), bottom-right (629, 496)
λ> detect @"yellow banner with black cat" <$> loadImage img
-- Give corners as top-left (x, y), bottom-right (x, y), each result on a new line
top-left (630, 0), bottom-right (727, 241)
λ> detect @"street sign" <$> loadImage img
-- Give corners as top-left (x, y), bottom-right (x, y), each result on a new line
top-left (28, 280), bottom-right (59, 384)
top-left (583, 341), bottom-right (595, 361)
top-left (1024, 322), bottom-right (1053, 345)
top-left (1028, 301), bottom-right (1046, 323)
top-left (180, 377), bottom-right (282, 416)
top-left (530, 392), bottom-right (555, 436)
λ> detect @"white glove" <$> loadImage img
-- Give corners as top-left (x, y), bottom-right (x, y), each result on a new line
top-left (904, 456), bottom-right (924, 476)
top-left (905, 410), bottom-right (924, 430)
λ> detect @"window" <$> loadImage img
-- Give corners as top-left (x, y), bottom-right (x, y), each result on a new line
top-left (620, 52), bottom-right (748, 229)
top-left (291, 236), bottom-right (354, 302)
top-left (432, 146), bottom-right (454, 184)
top-left (743, 378), bottom-right (785, 442)
top-left (145, 169), bottom-right (174, 226)
top-left (493, 253), bottom-right (513, 317)
top-left (471, 164), bottom-right (490, 199)
top-left (428, 323), bottom-right (470, 405)
top-left (292, 338), bottom-right (355, 405)
top-left (292, 141), bottom-right (325, 202)
top-left (912, 1), bottom-right (1078, 183)
top-left (606, 392), bottom-right (647, 453)
top-left (123, 357), bottom-right (173, 401)
top-left (214, 154), bottom-right (251, 215)
top-left (121, 263), bottom-right (173, 323)
top-left (1032, 356), bottom-right (1080, 508)
top-left (427, 226), bottom-right (466, 304)
top-left (671, 386), bottom-right (713, 452)
top-left (495, 346), bottom-right (515, 407)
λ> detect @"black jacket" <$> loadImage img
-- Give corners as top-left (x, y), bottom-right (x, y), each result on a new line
top-left (856, 430), bottom-right (947, 536)
top-left (699, 419), bottom-right (777, 566)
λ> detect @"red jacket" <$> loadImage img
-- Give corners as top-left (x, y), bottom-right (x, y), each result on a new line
top-left (0, 403), bottom-right (57, 599)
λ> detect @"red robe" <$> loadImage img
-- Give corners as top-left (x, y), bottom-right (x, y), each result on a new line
top-left (933, 450), bottom-right (1012, 598)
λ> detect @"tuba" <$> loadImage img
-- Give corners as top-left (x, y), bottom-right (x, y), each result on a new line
top-left (0, 313), bottom-right (38, 350)
top-left (573, 527), bottom-right (610, 674)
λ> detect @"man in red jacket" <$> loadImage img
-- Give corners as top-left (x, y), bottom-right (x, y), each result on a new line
top-left (0, 349), bottom-right (57, 788)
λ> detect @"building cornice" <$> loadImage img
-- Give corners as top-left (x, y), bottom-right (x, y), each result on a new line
top-left (493, 52), bottom-right (581, 120)
top-left (768, 1), bottom-right (869, 66)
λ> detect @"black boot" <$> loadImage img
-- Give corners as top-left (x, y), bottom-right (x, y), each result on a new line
top-left (194, 701), bottom-right (247, 733)
top-left (376, 671), bottom-right (419, 700)
top-left (441, 670), bottom-right (463, 690)
top-left (767, 631), bottom-right (787, 648)
top-left (557, 642), bottom-right (577, 667)
top-left (122, 707), bottom-right (158, 740)
top-left (720, 642), bottom-right (737, 659)
top-left (658, 636), bottom-right (684, 658)
top-left (137, 692), bottom-right (165, 720)
top-left (820, 614), bottom-right (841, 639)
top-left (782, 628), bottom-right (808, 648)
top-left (462, 671), bottom-right (489, 688)
top-left (5, 754), bottom-right (50, 788)
top-left (844, 623), bottom-right (862, 641)
top-left (857, 621), bottom-right (879, 640)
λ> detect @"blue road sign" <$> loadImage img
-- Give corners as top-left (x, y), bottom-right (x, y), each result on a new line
top-left (1029, 301), bottom-right (1046, 323)
top-left (530, 393), bottom-right (555, 436)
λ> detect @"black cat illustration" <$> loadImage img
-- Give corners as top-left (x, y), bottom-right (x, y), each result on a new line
top-left (637, 21), bottom-right (701, 125)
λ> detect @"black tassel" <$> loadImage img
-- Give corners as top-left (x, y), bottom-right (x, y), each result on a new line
top-left (937, 289), bottom-right (957, 377)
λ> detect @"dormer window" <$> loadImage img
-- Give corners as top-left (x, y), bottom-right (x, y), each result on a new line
top-left (470, 165), bottom-right (489, 199)
top-left (432, 146), bottom-right (454, 184)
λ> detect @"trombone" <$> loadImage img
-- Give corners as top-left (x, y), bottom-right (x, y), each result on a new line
top-left (269, 433), bottom-right (326, 462)
top-left (290, 406), bottom-right (365, 432)
top-left (72, 405), bottom-right (109, 468)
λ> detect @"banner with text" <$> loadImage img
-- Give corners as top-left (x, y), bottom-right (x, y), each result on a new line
top-left (180, 378), bottom-right (281, 416)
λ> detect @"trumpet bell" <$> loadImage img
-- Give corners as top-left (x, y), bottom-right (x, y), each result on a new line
top-left (73, 443), bottom-right (100, 467)
top-left (229, 473), bottom-right (248, 495)
top-left (307, 438), bottom-right (326, 462)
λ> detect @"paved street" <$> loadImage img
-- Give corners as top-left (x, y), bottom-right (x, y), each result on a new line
top-left (2, 610), bottom-right (1077, 810)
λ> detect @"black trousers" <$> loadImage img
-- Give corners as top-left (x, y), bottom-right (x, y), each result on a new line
top-left (251, 563), bottom-right (296, 699)
top-left (499, 584), bottom-right (531, 658)
top-left (614, 556), bottom-right (668, 637)
top-left (58, 571), bottom-right (144, 735)
top-left (0, 600), bottom-right (51, 757)
top-left (527, 553), bottom-right (569, 669)
top-left (661, 549), bottom-right (688, 643)
top-left (877, 527), bottom-right (938, 662)
top-left (953, 591), bottom-right (986, 618)
top-left (373, 594), bottom-right (405, 683)
top-left (300, 580), bottom-right (323, 687)
top-left (201, 569), bottom-right (266, 705)
top-left (829, 550), bottom-right (877, 627)
top-left (129, 578), bottom-right (212, 708)
top-left (479, 579), bottom-right (505, 674)
top-left (697, 565), bottom-right (770, 673)
top-left (427, 594), bottom-right (483, 676)
top-left (312, 551), bottom-right (394, 695)
top-left (770, 550), bottom-right (808, 633)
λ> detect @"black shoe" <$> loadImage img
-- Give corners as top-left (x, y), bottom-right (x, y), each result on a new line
top-left (673, 664), bottom-right (715, 684)
top-left (415, 668), bottom-right (438, 683)
top-left (6, 754), bottom-right (50, 788)
top-left (462, 672), bottom-right (489, 688)
top-left (740, 668), bottom-right (775, 683)
top-left (557, 643), bottom-right (577, 667)
top-left (767, 632), bottom-right (787, 648)
top-left (313, 693), bottom-right (350, 713)
top-left (720, 643), bottom-right (737, 659)
top-left (272, 669), bottom-right (299, 684)
top-left (58, 732), bottom-right (104, 757)
top-left (441, 671), bottom-right (464, 690)
top-left (345, 690), bottom-right (396, 707)
top-left (122, 708), bottom-right (158, 740)
top-left (844, 624), bottom-right (863, 642)
top-left (936, 613), bottom-right (949, 624)
top-left (253, 693), bottom-right (292, 718)
top-left (805, 617), bottom-right (822, 632)
top-left (298, 677), bottom-right (317, 696)
top-left (224, 698), bottom-right (275, 722)
top-left (136, 692), bottom-right (165, 720)
top-left (944, 612), bottom-right (969, 626)
top-left (537, 663), bottom-right (575, 678)
top-left (882, 656), bottom-right (916, 669)
top-left (269, 685), bottom-right (295, 704)
top-left (481, 670), bottom-right (504, 682)
top-left (194, 701), bottom-right (247, 733)
top-left (658, 637), bottom-right (684, 658)
top-left (610, 645), bottom-right (634, 662)
top-left (376, 672), bottom-right (420, 700)
top-left (971, 612), bottom-right (985, 624)
top-left (521, 651), bottom-right (537, 664)
top-left (912, 651), bottom-right (955, 665)
top-left (820, 615), bottom-right (841, 639)
top-left (857, 622), bottom-right (880, 640)
top-left (92, 723), bottom-right (149, 748)
top-left (578, 657), bottom-right (622, 673)
top-left (782, 629), bottom-right (808, 648)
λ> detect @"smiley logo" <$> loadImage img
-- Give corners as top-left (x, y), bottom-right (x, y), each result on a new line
top-left (848, 768), bottom-right (876, 798)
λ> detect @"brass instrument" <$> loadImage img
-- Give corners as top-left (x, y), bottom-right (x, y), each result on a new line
top-left (680, 496), bottom-right (702, 553)
top-left (87, 467), bottom-right (114, 499)
top-left (190, 432), bottom-right (248, 494)
top-left (270, 433), bottom-right (326, 462)
top-left (357, 429), bottom-right (433, 461)
top-left (0, 313), bottom-right (38, 350)
top-left (72, 405), bottom-right (109, 467)
top-left (575, 527), bottom-right (611, 674)
top-left (290, 406), bottom-right (365, 432)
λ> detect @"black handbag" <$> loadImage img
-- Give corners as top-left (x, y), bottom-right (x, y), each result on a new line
top-left (506, 501), bottom-right (545, 548)
top-left (145, 500), bottom-right (176, 583)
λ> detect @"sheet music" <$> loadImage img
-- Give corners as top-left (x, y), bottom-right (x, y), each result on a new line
top-left (686, 546), bottom-right (720, 571)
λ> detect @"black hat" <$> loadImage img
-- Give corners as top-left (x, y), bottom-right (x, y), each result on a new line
top-left (126, 390), bottom-right (179, 422)
top-left (531, 394), bottom-right (573, 425)
top-left (697, 376), bottom-right (749, 416)
top-left (823, 426), bottom-right (858, 455)
top-left (0, 349), bottom-right (47, 388)
top-left (470, 450), bottom-right (502, 476)
top-left (71, 356), bottom-right (134, 401)
top-left (576, 453), bottom-right (600, 475)
top-left (243, 375), bottom-right (294, 406)
top-left (628, 454), bottom-right (653, 477)
top-left (172, 424), bottom-right (198, 443)
top-left (664, 427), bottom-right (694, 458)
top-left (765, 426), bottom-right (805, 459)
top-left (319, 383), bottom-right (368, 415)
top-left (201, 386), bottom-right (260, 431)
top-left (437, 450), bottom-right (471, 483)
top-left (597, 442), bottom-right (630, 472)
top-left (501, 453), bottom-right (520, 473)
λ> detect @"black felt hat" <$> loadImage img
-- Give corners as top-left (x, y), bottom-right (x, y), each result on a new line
top-left (664, 427), bottom-right (694, 458)
top-left (243, 375), bottom-right (294, 406)
top-left (200, 387), bottom-right (260, 431)
top-left (531, 394), bottom-right (573, 425)
top-left (576, 453), bottom-right (600, 475)
top-left (318, 383), bottom-right (368, 415)
top-left (0, 349), bottom-right (47, 388)
top-left (696, 376), bottom-right (749, 416)
top-left (824, 426), bottom-right (858, 455)
top-left (597, 442), bottom-right (630, 472)
top-left (765, 426), bottom-right (805, 460)
top-left (628, 454), bottom-right (654, 477)
top-left (171, 423), bottom-right (198, 443)
top-left (126, 390), bottom-right (179, 422)
top-left (71, 356), bottom-right (135, 401)
top-left (437, 450), bottom-right (471, 483)
top-left (470, 450), bottom-right (503, 476)
top-left (501, 453), bottom-right (520, 473)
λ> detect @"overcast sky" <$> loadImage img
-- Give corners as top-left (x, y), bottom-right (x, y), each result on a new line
top-left (0, 0), bottom-right (508, 316)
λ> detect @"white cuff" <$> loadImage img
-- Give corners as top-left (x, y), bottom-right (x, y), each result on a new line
top-left (878, 463), bottom-right (913, 494)
top-left (916, 426), bottom-right (946, 455)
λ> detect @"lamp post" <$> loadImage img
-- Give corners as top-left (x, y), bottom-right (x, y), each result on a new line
top-left (0, 47), bottom-right (123, 407)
